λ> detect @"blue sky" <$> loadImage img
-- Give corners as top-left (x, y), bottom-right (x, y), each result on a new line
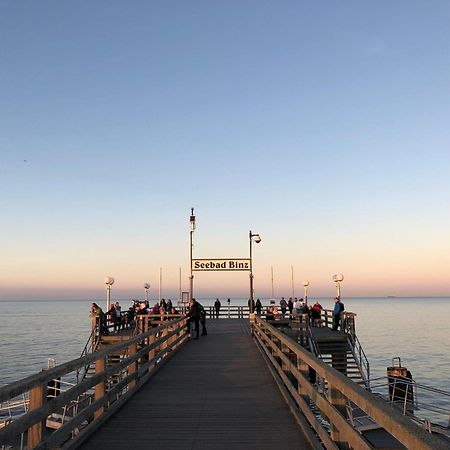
top-left (1, 1), bottom-right (450, 300)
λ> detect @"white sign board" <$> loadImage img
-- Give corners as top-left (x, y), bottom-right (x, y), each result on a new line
top-left (192, 258), bottom-right (251, 271)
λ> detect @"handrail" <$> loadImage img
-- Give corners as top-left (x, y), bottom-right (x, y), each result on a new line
top-left (368, 376), bottom-right (450, 428)
top-left (252, 315), bottom-right (448, 450)
top-left (76, 327), bottom-right (100, 382)
top-left (346, 335), bottom-right (370, 388)
top-left (0, 316), bottom-right (189, 449)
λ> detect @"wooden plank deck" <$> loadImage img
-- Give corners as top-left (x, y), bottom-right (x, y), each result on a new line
top-left (80, 319), bottom-right (313, 450)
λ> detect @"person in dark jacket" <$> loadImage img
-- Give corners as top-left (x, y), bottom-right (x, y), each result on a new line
top-left (332, 297), bottom-right (344, 330)
top-left (198, 301), bottom-right (207, 336)
top-left (214, 298), bottom-right (221, 319)
top-left (288, 298), bottom-right (294, 315)
top-left (255, 299), bottom-right (262, 315)
top-left (91, 303), bottom-right (108, 335)
top-left (187, 298), bottom-right (201, 339)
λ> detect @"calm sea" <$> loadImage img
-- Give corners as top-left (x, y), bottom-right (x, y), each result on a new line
top-left (1, 297), bottom-right (449, 423)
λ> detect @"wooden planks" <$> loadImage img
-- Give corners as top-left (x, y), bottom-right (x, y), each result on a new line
top-left (80, 320), bottom-right (313, 450)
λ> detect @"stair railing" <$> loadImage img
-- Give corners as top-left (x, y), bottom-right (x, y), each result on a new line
top-left (347, 335), bottom-right (370, 388)
top-left (76, 319), bottom-right (101, 382)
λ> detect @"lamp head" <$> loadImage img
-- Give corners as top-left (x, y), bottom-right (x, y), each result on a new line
top-left (251, 234), bottom-right (261, 243)
top-left (332, 273), bottom-right (344, 283)
top-left (144, 283), bottom-right (150, 290)
top-left (190, 207), bottom-right (196, 231)
top-left (104, 276), bottom-right (115, 286)
top-left (302, 280), bottom-right (310, 287)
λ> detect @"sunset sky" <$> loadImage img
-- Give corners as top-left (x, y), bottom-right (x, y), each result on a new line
top-left (1, 2), bottom-right (450, 301)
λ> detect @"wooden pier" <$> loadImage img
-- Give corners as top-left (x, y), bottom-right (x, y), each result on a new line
top-left (1, 309), bottom-right (449, 450)
top-left (80, 320), bottom-right (313, 450)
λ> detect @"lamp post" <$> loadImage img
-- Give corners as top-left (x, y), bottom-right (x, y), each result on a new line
top-left (144, 283), bottom-right (150, 303)
top-left (302, 280), bottom-right (310, 305)
top-left (104, 276), bottom-right (114, 311)
top-left (189, 208), bottom-right (196, 302)
top-left (249, 230), bottom-right (261, 313)
top-left (332, 273), bottom-right (344, 297)
top-left (291, 266), bottom-right (295, 304)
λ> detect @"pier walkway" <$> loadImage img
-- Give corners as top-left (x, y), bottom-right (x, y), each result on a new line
top-left (80, 319), bottom-right (313, 450)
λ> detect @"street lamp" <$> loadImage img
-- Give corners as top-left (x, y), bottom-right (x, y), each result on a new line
top-left (249, 230), bottom-right (261, 312)
top-left (302, 280), bottom-right (310, 304)
top-left (104, 276), bottom-right (115, 310)
top-left (144, 283), bottom-right (150, 303)
top-left (189, 208), bottom-right (196, 302)
top-left (332, 273), bottom-right (344, 297)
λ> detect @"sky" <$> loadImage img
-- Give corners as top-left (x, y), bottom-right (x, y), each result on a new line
top-left (1, 1), bottom-right (450, 301)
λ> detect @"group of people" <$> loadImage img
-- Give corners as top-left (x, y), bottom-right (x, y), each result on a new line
top-left (91, 299), bottom-right (181, 335)
top-left (248, 296), bottom-right (345, 330)
top-left (133, 298), bottom-right (179, 318)
top-left (91, 295), bottom-right (345, 336)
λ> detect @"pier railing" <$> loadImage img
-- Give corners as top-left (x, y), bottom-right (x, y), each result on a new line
top-left (252, 315), bottom-right (448, 450)
top-left (0, 316), bottom-right (188, 450)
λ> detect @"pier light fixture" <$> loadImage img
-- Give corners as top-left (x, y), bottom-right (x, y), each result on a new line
top-left (189, 208), bottom-right (196, 301)
top-left (332, 273), bottom-right (344, 298)
top-left (249, 230), bottom-right (262, 313)
top-left (302, 280), bottom-right (310, 304)
top-left (190, 208), bottom-right (196, 231)
top-left (104, 276), bottom-right (115, 311)
top-left (144, 283), bottom-right (150, 303)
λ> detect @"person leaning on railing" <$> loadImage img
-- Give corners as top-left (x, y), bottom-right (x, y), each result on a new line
top-left (91, 303), bottom-right (109, 335)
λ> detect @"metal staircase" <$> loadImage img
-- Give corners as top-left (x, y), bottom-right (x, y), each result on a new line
top-left (314, 338), bottom-right (369, 386)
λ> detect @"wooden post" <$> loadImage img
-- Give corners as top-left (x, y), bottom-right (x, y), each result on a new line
top-left (329, 383), bottom-right (348, 448)
top-left (128, 343), bottom-right (138, 389)
top-left (296, 355), bottom-right (309, 392)
top-left (161, 327), bottom-right (169, 355)
top-left (281, 343), bottom-right (290, 373)
top-left (148, 334), bottom-right (156, 368)
top-left (27, 384), bottom-right (45, 449)
top-left (94, 357), bottom-right (106, 419)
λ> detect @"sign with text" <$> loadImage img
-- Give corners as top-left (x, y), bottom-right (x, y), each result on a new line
top-left (192, 258), bottom-right (251, 271)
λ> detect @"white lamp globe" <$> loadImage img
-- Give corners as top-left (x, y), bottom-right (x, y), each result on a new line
top-left (332, 273), bottom-right (344, 283)
top-left (104, 276), bottom-right (115, 285)
top-left (144, 283), bottom-right (150, 289)
top-left (302, 280), bottom-right (310, 287)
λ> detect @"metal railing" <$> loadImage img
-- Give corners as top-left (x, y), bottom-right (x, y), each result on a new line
top-left (369, 376), bottom-right (450, 433)
top-left (252, 315), bottom-right (448, 450)
top-left (348, 335), bottom-right (370, 387)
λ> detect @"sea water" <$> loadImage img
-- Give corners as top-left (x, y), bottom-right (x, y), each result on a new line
top-left (0, 297), bottom-right (449, 423)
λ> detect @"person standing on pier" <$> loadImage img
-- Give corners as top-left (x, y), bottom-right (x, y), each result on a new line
top-left (187, 298), bottom-right (201, 339)
top-left (311, 300), bottom-right (323, 327)
top-left (114, 302), bottom-right (123, 330)
top-left (280, 297), bottom-right (287, 316)
top-left (214, 298), bottom-right (221, 319)
top-left (288, 298), bottom-right (294, 316)
top-left (199, 301), bottom-right (207, 336)
top-left (332, 297), bottom-right (345, 330)
top-left (255, 298), bottom-right (262, 315)
top-left (91, 303), bottom-right (108, 335)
